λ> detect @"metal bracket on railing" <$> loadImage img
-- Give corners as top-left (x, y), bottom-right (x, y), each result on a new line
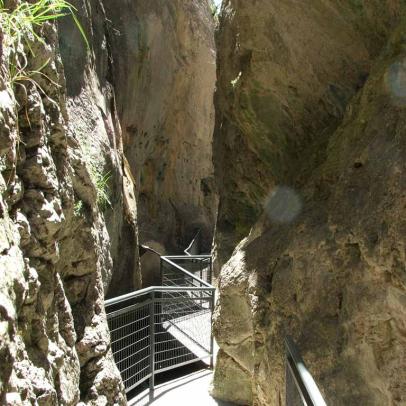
top-left (184, 229), bottom-right (201, 256)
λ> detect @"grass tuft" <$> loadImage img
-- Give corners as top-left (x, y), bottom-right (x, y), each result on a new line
top-left (0, 0), bottom-right (89, 55)
top-left (73, 199), bottom-right (84, 217)
top-left (88, 163), bottom-right (112, 211)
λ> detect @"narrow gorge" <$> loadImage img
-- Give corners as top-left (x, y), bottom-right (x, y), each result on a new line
top-left (0, 0), bottom-right (405, 405)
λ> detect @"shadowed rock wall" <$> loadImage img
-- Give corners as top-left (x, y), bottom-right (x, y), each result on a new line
top-left (58, 0), bottom-right (142, 298)
top-left (212, 0), bottom-right (402, 273)
top-left (104, 0), bottom-right (218, 255)
top-left (212, 1), bottom-right (406, 405)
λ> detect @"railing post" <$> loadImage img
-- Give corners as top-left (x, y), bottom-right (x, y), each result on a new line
top-left (209, 257), bottom-right (213, 285)
top-left (149, 292), bottom-right (155, 402)
top-left (160, 257), bottom-right (163, 284)
top-left (210, 291), bottom-right (215, 369)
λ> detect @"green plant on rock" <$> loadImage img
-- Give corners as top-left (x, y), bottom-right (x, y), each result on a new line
top-left (0, 0), bottom-right (89, 172)
top-left (0, 0), bottom-right (88, 54)
top-left (209, 0), bottom-right (220, 21)
top-left (73, 199), bottom-right (84, 217)
top-left (210, 3), bottom-right (218, 16)
top-left (0, 0), bottom-right (88, 94)
top-left (8, 57), bottom-right (60, 107)
top-left (88, 162), bottom-right (112, 212)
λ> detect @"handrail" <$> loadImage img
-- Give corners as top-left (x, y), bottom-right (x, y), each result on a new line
top-left (105, 238), bottom-right (215, 401)
top-left (139, 244), bottom-right (162, 257)
top-left (184, 229), bottom-right (201, 256)
top-left (164, 255), bottom-right (212, 259)
top-left (105, 285), bottom-right (215, 306)
top-left (285, 336), bottom-right (327, 406)
top-left (161, 256), bottom-right (213, 288)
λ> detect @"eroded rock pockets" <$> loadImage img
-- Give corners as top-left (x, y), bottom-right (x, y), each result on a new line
top-left (212, 1), bottom-right (406, 405)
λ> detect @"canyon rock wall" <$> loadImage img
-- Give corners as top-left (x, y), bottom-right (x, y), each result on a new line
top-left (0, 0), bottom-right (139, 403)
top-left (104, 0), bottom-right (217, 255)
top-left (213, 1), bottom-right (406, 405)
top-left (58, 0), bottom-right (141, 298)
top-left (212, 0), bottom-right (402, 272)
top-left (0, 0), bottom-right (217, 403)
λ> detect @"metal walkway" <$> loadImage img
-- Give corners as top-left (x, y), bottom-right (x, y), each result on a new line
top-left (129, 370), bottom-right (235, 406)
top-left (105, 232), bottom-right (327, 405)
top-left (105, 234), bottom-right (215, 402)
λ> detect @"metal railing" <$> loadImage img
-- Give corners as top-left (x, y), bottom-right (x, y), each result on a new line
top-left (107, 236), bottom-right (326, 405)
top-left (105, 254), bottom-right (215, 402)
top-left (184, 229), bottom-right (201, 256)
top-left (162, 255), bottom-right (212, 288)
top-left (285, 336), bottom-right (327, 406)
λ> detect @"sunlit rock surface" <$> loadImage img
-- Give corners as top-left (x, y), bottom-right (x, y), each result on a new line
top-left (0, 0), bottom-right (138, 403)
top-left (0, 0), bottom-right (218, 403)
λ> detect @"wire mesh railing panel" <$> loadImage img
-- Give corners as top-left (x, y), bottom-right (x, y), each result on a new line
top-left (161, 259), bottom-right (212, 311)
top-left (154, 296), bottom-right (211, 373)
top-left (106, 252), bottom-right (215, 401)
top-left (161, 260), bottom-right (188, 288)
top-left (106, 295), bottom-right (152, 393)
top-left (158, 294), bottom-right (212, 353)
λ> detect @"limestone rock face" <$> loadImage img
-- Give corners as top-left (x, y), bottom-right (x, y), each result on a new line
top-left (58, 0), bottom-right (142, 297)
top-left (104, 0), bottom-right (218, 254)
top-left (0, 1), bottom-right (134, 403)
top-left (213, 0), bottom-right (402, 272)
top-left (213, 1), bottom-right (406, 405)
top-left (1, 0), bottom-right (217, 402)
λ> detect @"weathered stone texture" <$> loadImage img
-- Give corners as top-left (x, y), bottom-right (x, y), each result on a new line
top-left (104, 0), bottom-right (218, 255)
top-left (213, 0), bottom-right (402, 272)
top-left (58, 0), bottom-right (142, 297)
top-left (1, 0), bottom-right (217, 403)
top-left (213, 1), bottom-right (406, 405)
top-left (0, 3), bottom-right (128, 404)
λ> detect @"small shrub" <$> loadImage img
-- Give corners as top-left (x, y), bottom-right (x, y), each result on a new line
top-left (0, 0), bottom-right (88, 97)
top-left (88, 162), bottom-right (112, 211)
top-left (0, 0), bottom-right (89, 169)
top-left (73, 199), bottom-right (84, 217)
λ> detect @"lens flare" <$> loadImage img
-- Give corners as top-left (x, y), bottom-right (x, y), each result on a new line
top-left (386, 58), bottom-right (406, 106)
top-left (264, 186), bottom-right (302, 224)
